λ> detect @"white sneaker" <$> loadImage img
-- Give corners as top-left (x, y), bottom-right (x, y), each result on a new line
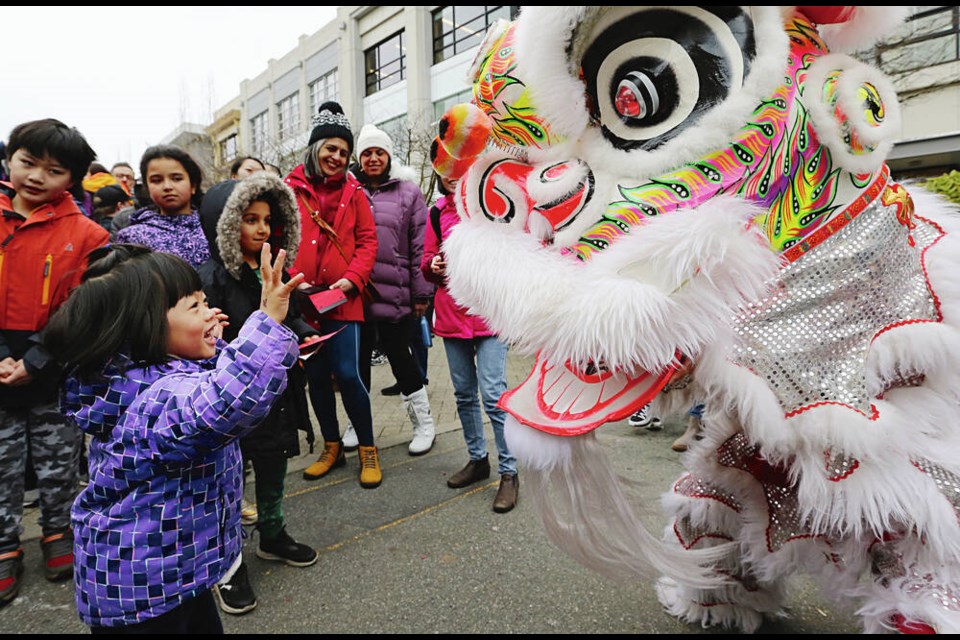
top-left (342, 423), bottom-right (359, 451)
top-left (240, 499), bottom-right (258, 526)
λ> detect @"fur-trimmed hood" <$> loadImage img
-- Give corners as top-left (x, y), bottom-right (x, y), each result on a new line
top-left (198, 172), bottom-right (301, 280)
top-left (351, 161), bottom-right (419, 188)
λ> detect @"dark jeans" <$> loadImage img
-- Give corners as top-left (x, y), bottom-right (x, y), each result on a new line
top-left (303, 320), bottom-right (374, 446)
top-left (90, 589), bottom-right (223, 634)
top-left (360, 316), bottom-right (424, 397)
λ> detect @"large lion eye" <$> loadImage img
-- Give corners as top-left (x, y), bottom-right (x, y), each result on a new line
top-left (581, 6), bottom-right (756, 151)
top-left (615, 70), bottom-right (661, 120)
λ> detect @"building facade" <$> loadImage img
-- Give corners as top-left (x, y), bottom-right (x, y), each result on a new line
top-left (206, 5), bottom-right (519, 188)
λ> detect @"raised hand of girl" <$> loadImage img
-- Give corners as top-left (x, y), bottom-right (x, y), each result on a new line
top-left (210, 308), bottom-right (229, 341)
top-left (260, 243), bottom-right (304, 324)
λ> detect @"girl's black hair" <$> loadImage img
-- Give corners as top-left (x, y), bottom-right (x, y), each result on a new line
top-left (435, 171), bottom-right (451, 196)
top-left (229, 155), bottom-right (266, 177)
top-left (5, 118), bottom-right (96, 186)
top-left (139, 144), bottom-right (205, 210)
top-left (44, 244), bottom-right (203, 380)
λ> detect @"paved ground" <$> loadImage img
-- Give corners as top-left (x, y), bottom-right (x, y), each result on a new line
top-left (4, 341), bottom-right (862, 633)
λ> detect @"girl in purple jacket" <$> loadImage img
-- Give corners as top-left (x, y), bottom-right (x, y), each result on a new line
top-left (115, 145), bottom-right (211, 270)
top-left (43, 243), bottom-right (303, 633)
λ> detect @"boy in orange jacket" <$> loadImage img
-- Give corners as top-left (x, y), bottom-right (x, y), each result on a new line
top-left (0, 119), bottom-right (109, 606)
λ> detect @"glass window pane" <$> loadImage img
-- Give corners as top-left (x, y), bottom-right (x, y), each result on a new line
top-left (457, 5), bottom-right (484, 24)
top-left (882, 34), bottom-right (955, 71)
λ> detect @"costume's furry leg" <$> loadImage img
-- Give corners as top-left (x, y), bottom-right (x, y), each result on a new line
top-left (657, 471), bottom-right (788, 633)
top-left (856, 532), bottom-right (960, 633)
top-left (656, 408), bottom-right (865, 633)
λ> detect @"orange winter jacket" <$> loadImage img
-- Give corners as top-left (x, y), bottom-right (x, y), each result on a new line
top-left (0, 182), bottom-right (109, 405)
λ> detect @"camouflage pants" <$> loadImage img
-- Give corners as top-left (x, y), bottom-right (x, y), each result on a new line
top-left (0, 402), bottom-right (80, 547)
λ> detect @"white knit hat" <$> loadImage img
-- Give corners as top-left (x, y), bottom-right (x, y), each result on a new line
top-left (356, 124), bottom-right (394, 158)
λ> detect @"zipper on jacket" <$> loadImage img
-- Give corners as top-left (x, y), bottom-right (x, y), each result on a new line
top-left (41, 254), bottom-right (53, 305)
top-left (0, 231), bottom-right (15, 281)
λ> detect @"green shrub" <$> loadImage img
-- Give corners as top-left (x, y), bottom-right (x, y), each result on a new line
top-left (922, 170), bottom-right (960, 204)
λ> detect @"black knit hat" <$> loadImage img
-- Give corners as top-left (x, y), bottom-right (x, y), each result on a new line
top-left (308, 101), bottom-right (353, 152)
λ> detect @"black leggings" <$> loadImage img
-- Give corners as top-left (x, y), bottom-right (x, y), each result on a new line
top-left (90, 589), bottom-right (223, 635)
top-left (360, 317), bottom-right (424, 396)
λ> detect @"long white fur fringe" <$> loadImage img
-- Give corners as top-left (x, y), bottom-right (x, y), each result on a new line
top-left (505, 414), bottom-right (732, 589)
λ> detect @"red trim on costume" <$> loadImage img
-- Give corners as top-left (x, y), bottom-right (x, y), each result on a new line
top-left (890, 613), bottom-right (937, 634)
top-left (796, 6), bottom-right (858, 25)
top-left (673, 474), bottom-right (743, 512)
top-left (785, 400), bottom-right (879, 421)
top-left (824, 449), bottom-right (860, 482)
top-left (782, 168), bottom-right (888, 263)
top-left (672, 522), bottom-right (733, 550)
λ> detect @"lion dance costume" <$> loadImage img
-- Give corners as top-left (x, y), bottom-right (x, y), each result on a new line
top-left (432, 6), bottom-right (960, 633)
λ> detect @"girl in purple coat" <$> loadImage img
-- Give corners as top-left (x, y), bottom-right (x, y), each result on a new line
top-left (43, 243), bottom-right (303, 633)
top-left (115, 145), bottom-right (210, 270)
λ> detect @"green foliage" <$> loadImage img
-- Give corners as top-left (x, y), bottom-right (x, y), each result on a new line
top-left (922, 170), bottom-right (960, 204)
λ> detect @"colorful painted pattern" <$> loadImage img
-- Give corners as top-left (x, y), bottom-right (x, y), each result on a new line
top-left (568, 17), bottom-right (879, 261)
top-left (472, 22), bottom-right (561, 152)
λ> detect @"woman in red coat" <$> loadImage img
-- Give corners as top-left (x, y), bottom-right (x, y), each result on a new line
top-left (285, 102), bottom-right (381, 488)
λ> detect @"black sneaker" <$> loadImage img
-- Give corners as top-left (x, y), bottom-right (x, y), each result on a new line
top-left (627, 404), bottom-right (662, 431)
top-left (40, 529), bottom-right (73, 582)
top-left (256, 528), bottom-right (318, 567)
top-left (380, 383), bottom-right (401, 396)
top-left (0, 548), bottom-right (24, 607)
top-left (214, 562), bottom-right (257, 615)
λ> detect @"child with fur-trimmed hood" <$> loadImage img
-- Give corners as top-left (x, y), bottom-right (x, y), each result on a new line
top-left (197, 171), bottom-right (320, 615)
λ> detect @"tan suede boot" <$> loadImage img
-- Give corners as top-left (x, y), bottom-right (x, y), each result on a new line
top-left (672, 416), bottom-right (702, 452)
top-left (302, 441), bottom-right (345, 480)
top-left (358, 445), bottom-right (382, 489)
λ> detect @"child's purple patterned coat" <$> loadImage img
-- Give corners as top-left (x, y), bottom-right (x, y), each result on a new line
top-left (61, 311), bottom-right (296, 627)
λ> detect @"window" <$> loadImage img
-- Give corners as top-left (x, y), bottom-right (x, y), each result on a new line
top-left (377, 114), bottom-right (410, 162)
top-left (309, 70), bottom-right (339, 114)
top-left (250, 111), bottom-right (268, 157)
top-left (432, 6), bottom-right (520, 64)
top-left (871, 6), bottom-right (960, 75)
top-left (277, 93), bottom-right (300, 142)
top-left (434, 88), bottom-right (475, 122)
top-left (220, 134), bottom-right (238, 164)
top-left (365, 31), bottom-right (406, 96)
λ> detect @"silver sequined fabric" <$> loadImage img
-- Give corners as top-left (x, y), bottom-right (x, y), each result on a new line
top-left (717, 432), bottom-right (813, 551)
top-left (825, 450), bottom-right (860, 481)
top-left (904, 568), bottom-right (960, 612)
top-left (674, 473), bottom-right (743, 513)
top-left (732, 200), bottom-right (941, 415)
top-left (912, 458), bottom-right (960, 525)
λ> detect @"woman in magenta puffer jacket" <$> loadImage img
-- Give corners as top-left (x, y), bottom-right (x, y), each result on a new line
top-left (420, 175), bottom-right (518, 514)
